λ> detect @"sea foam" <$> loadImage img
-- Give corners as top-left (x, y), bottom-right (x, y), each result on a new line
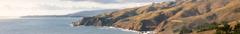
top-left (99, 26), bottom-right (155, 34)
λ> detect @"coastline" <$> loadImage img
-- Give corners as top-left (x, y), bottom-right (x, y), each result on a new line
top-left (70, 24), bottom-right (154, 34)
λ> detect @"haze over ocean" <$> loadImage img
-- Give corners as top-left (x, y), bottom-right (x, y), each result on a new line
top-left (0, 0), bottom-right (172, 16)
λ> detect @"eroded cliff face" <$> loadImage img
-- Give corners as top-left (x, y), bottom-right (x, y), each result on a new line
top-left (73, 2), bottom-right (177, 31)
top-left (72, 0), bottom-right (240, 34)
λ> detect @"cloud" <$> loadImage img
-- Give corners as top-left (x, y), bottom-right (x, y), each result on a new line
top-left (0, 0), bottom-right (171, 16)
top-left (68, 0), bottom-right (174, 3)
top-left (67, 0), bottom-right (120, 3)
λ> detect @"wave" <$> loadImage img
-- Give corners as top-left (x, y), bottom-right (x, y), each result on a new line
top-left (99, 26), bottom-right (155, 34)
top-left (69, 25), bottom-right (155, 34)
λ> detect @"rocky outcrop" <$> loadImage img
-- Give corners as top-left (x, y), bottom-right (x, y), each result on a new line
top-left (72, 16), bottom-right (114, 26)
top-left (72, 0), bottom-right (240, 34)
top-left (73, 2), bottom-right (177, 31)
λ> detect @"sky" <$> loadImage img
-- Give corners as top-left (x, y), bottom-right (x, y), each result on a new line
top-left (0, 0), bottom-right (172, 16)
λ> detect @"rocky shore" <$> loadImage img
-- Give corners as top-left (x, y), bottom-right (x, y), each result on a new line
top-left (72, 0), bottom-right (240, 34)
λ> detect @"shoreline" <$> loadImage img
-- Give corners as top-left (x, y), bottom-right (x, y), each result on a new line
top-left (99, 26), bottom-right (155, 34)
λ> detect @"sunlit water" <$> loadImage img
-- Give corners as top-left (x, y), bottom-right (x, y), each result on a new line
top-left (0, 17), bottom-right (138, 34)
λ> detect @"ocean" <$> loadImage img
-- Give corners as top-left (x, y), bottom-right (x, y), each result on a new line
top-left (0, 17), bottom-right (138, 34)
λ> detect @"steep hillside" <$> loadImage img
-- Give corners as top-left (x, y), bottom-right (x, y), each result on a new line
top-left (154, 0), bottom-right (240, 34)
top-left (72, 0), bottom-right (240, 34)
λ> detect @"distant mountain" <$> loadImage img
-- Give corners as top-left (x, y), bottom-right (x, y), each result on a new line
top-left (21, 15), bottom-right (71, 18)
top-left (67, 9), bottom-right (117, 17)
top-left (21, 9), bottom-right (117, 18)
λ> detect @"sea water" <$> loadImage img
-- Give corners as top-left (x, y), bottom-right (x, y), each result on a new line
top-left (0, 17), bottom-right (138, 34)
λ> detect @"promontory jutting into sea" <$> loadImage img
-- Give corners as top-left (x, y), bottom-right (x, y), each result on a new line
top-left (72, 0), bottom-right (240, 34)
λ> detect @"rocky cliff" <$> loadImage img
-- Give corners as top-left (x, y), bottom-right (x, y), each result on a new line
top-left (72, 0), bottom-right (240, 34)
